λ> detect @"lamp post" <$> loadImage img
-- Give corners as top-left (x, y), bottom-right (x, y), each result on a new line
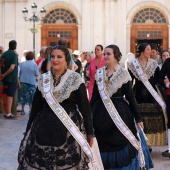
top-left (22, 3), bottom-right (46, 54)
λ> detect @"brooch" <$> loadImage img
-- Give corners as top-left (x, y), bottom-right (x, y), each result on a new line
top-left (44, 78), bottom-right (50, 84)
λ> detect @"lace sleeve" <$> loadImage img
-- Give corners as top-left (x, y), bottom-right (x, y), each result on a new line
top-left (127, 61), bottom-right (140, 81)
top-left (75, 83), bottom-right (95, 137)
top-left (38, 75), bottom-right (43, 92)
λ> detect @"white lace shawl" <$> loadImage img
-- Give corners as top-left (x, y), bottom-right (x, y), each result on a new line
top-left (127, 58), bottom-right (158, 80)
top-left (95, 65), bottom-right (132, 97)
top-left (38, 69), bottom-right (85, 103)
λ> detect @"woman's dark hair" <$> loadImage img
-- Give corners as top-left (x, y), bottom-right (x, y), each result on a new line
top-left (105, 44), bottom-right (122, 62)
top-left (51, 45), bottom-right (70, 66)
top-left (9, 40), bottom-right (17, 50)
top-left (160, 50), bottom-right (169, 58)
top-left (95, 44), bottom-right (103, 51)
top-left (136, 43), bottom-right (150, 58)
top-left (26, 51), bottom-right (35, 60)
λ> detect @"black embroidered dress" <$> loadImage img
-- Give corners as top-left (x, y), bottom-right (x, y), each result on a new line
top-left (90, 65), bottom-right (153, 169)
top-left (128, 58), bottom-right (167, 146)
top-left (17, 70), bottom-right (94, 170)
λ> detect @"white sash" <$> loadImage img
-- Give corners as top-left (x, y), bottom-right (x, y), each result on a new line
top-left (96, 68), bottom-right (145, 168)
top-left (42, 71), bottom-right (103, 170)
top-left (132, 59), bottom-right (166, 112)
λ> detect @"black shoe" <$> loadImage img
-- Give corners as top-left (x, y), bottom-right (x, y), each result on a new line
top-left (162, 150), bottom-right (170, 158)
top-left (4, 114), bottom-right (16, 119)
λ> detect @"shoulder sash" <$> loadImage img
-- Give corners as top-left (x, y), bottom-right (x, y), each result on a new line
top-left (96, 68), bottom-right (145, 168)
top-left (42, 71), bottom-right (103, 170)
top-left (132, 59), bottom-right (166, 112)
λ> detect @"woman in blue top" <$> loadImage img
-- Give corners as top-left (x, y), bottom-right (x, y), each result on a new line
top-left (18, 51), bottom-right (39, 115)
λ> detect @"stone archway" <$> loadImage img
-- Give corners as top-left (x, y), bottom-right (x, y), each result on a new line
top-left (126, 2), bottom-right (170, 54)
top-left (131, 7), bottom-right (168, 54)
top-left (41, 2), bottom-right (81, 51)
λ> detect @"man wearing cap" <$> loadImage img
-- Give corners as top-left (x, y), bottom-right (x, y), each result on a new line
top-left (72, 50), bottom-right (82, 74)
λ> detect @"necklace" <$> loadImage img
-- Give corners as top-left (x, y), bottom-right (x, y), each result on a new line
top-left (105, 75), bottom-right (113, 90)
top-left (51, 69), bottom-right (67, 87)
top-left (104, 67), bottom-right (116, 90)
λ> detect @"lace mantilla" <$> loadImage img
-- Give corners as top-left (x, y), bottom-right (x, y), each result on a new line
top-left (38, 70), bottom-right (84, 103)
top-left (96, 65), bottom-right (132, 97)
top-left (128, 58), bottom-right (158, 80)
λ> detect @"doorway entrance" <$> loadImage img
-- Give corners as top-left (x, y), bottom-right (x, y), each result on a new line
top-left (131, 25), bottom-right (168, 55)
top-left (41, 25), bottom-right (78, 51)
top-left (41, 8), bottom-right (78, 51)
top-left (130, 8), bottom-right (168, 55)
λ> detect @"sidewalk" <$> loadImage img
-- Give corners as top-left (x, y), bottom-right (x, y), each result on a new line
top-left (0, 105), bottom-right (29, 170)
top-left (0, 105), bottom-right (170, 170)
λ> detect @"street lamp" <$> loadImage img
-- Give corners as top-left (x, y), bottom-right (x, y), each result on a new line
top-left (22, 3), bottom-right (46, 54)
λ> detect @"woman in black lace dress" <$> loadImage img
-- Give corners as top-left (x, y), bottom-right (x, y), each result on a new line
top-left (91, 44), bottom-right (153, 169)
top-left (127, 43), bottom-right (167, 147)
top-left (17, 45), bottom-right (95, 169)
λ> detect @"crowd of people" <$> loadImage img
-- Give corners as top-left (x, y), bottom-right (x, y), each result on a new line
top-left (0, 38), bottom-right (170, 169)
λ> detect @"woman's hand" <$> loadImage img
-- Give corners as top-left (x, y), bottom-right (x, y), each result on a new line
top-left (137, 122), bottom-right (144, 129)
top-left (88, 137), bottom-right (93, 147)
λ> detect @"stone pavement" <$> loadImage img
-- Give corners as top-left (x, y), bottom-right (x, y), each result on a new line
top-left (0, 105), bottom-right (170, 170)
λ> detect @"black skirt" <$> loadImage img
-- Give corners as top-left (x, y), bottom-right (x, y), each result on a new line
top-left (18, 105), bottom-right (90, 170)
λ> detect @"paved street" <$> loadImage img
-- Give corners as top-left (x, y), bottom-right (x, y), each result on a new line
top-left (0, 105), bottom-right (170, 170)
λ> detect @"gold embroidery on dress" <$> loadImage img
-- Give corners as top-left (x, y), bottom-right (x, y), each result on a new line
top-left (104, 80), bottom-right (111, 91)
top-left (96, 66), bottom-right (132, 96)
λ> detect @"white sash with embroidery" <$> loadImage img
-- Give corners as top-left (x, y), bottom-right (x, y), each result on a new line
top-left (132, 59), bottom-right (166, 112)
top-left (96, 68), bottom-right (145, 168)
top-left (42, 71), bottom-right (103, 170)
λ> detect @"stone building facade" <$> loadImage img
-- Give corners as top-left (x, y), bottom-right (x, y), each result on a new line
top-left (0, 0), bottom-right (170, 62)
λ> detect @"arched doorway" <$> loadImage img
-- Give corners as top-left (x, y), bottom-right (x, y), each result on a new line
top-left (41, 8), bottom-right (78, 51)
top-left (131, 8), bottom-right (168, 54)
